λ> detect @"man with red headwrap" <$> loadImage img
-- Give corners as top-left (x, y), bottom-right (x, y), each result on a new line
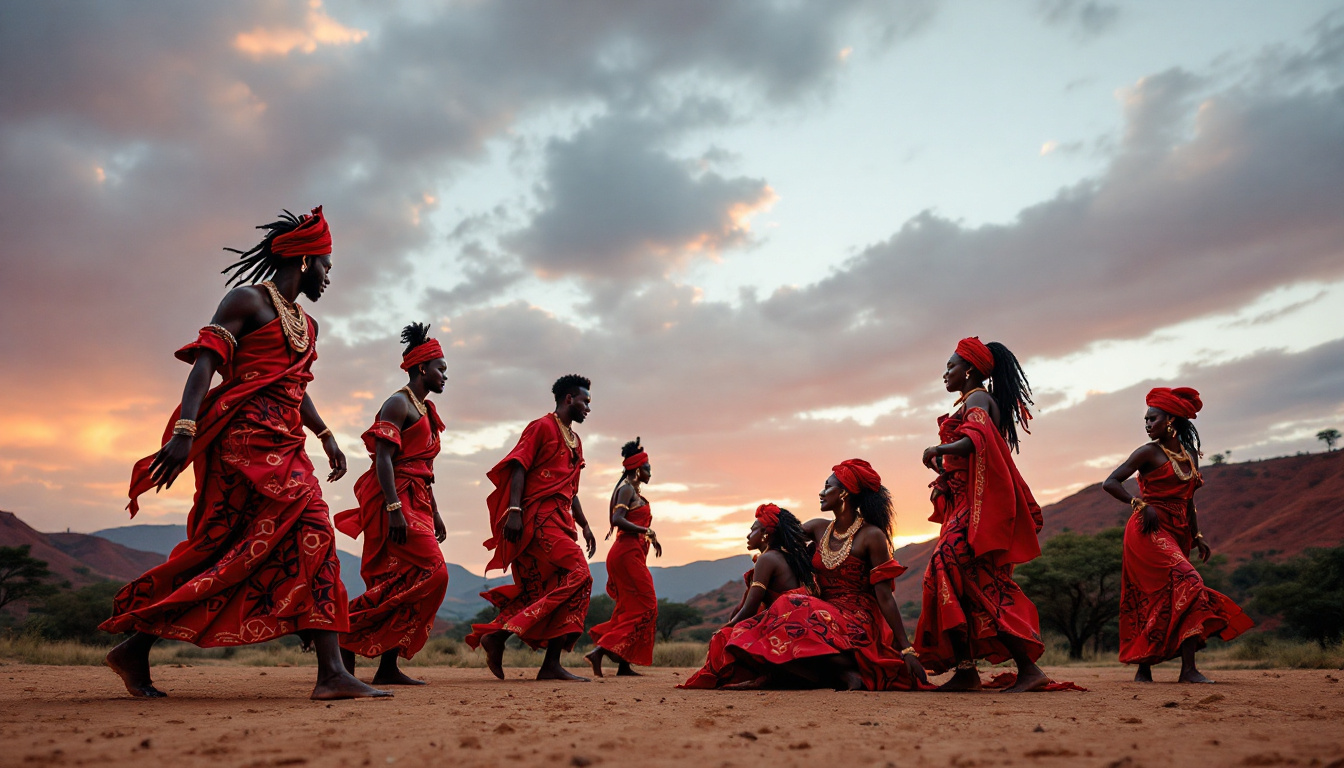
top-left (466, 375), bottom-right (598, 681)
top-left (101, 208), bottom-right (388, 700)
top-left (585, 438), bottom-right (661, 677)
top-left (335, 323), bottom-right (450, 686)
top-left (1103, 387), bottom-right (1252, 683)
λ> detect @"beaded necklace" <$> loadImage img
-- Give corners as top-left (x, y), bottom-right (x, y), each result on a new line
top-left (399, 386), bottom-right (428, 418)
top-left (953, 386), bottom-right (987, 410)
top-left (1157, 441), bottom-right (1195, 481)
top-left (260, 281), bottom-right (310, 353)
top-left (819, 515), bottom-right (864, 570)
top-left (553, 413), bottom-right (578, 451)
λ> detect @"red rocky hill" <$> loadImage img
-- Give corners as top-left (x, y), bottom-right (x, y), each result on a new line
top-left (0, 511), bottom-right (165, 588)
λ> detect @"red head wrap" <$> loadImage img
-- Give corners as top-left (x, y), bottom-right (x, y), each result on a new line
top-left (832, 458), bottom-right (881, 494)
top-left (955, 336), bottom-right (994, 376)
top-left (622, 451), bottom-right (649, 471)
top-left (755, 503), bottom-right (781, 532)
top-left (270, 206), bottom-right (332, 259)
top-left (400, 339), bottom-right (444, 371)
top-left (1146, 387), bottom-right (1202, 420)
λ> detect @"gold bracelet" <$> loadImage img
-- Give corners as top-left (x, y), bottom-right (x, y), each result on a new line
top-left (315, 428), bottom-right (333, 440)
top-left (384, 501), bottom-right (402, 512)
top-left (1193, 533), bottom-right (1205, 541)
top-left (750, 581), bottom-right (767, 590)
top-left (172, 419), bottom-right (197, 437)
top-left (1130, 497), bottom-right (1147, 511)
top-left (900, 646), bottom-right (917, 657)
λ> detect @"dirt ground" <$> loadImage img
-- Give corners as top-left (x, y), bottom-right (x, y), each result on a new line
top-left (1, 665), bottom-right (1341, 768)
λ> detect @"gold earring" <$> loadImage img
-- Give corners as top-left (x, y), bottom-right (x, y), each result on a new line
top-left (300, 258), bottom-right (309, 273)
top-left (1167, 424), bottom-right (1175, 436)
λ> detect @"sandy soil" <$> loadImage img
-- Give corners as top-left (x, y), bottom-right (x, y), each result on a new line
top-left (1, 664), bottom-right (1341, 767)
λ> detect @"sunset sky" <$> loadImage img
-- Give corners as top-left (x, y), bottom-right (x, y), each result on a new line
top-left (2, 1), bottom-right (1342, 574)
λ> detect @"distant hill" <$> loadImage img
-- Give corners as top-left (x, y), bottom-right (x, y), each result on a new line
top-left (0, 511), bottom-right (164, 589)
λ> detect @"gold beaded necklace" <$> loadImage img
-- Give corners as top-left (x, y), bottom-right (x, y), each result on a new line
top-left (1157, 441), bottom-right (1195, 481)
top-left (399, 386), bottom-right (428, 418)
top-left (819, 515), bottom-right (864, 570)
top-left (953, 386), bottom-right (987, 409)
top-left (260, 281), bottom-right (310, 353)
top-left (553, 413), bottom-right (578, 451)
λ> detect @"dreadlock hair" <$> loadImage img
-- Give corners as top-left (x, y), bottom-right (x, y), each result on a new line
top-left (552, 374), bottom-right (591, 403)
top-left (1167, 416), bottom-right (1203, 459)
top-left (769, 508), bottom-right (817, 596)
top-left (851, 484), bottom-right (895, 540)
top-left (981, 341), bottom-right (1034, 453)
top-left (400, 322), bottom-right (432, 356)
top-left (614, 437), bottom-right (645, 493)
top-left (221, 210), bottom-right (307, 287)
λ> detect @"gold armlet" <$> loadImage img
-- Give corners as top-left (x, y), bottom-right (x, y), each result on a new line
top-left (315, 427), bottom-right (333, 440)
top-left (613, 503), bottom-right (629, 511)
top-left (750, 581), bottom-right (767, 590)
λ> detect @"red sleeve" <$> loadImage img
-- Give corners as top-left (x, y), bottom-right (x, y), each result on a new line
top-left (869, 558), bottom-right (908, 585)
top-left (361, 421), bottom-right (402, 455)
top-left (501, 417), bottom-right (548, 473)
top-left (174, 326), bottom-right (235, 367)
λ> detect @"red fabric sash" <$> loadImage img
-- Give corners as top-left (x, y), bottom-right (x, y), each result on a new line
top-left (127, 316), bottom-right (315, 516)
top-left (931, 407), bottom-right (1042, 565)
top-left (482, 414), bottom-right (584, 573)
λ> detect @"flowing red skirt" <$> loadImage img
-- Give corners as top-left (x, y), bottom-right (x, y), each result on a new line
top-left (915, 499), bottom-right (1044, 673)
top-left (340, 484), bottom-right (449, 659)
top-left (101, 392), bottom-right (348, 645)
top-left (465, 510), bottom-right (592, 651)
top-left (678, 587), bottom-right (814, 689)
top-left (1119, 510), bottom-right (1253, 664)
top-left (587, 532), bottom-right (657, 666)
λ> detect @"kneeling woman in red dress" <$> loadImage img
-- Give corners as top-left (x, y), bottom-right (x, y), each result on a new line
top-left (1103, 387), bottom-right (1252, 683)
top-left (916, 337), bottom-right (1049, 693)
top-left (679, 503), bottom-right (818, 689)
top-left (335, 324), bottom-right (451, 685)
top-left (586, 438), bottom-right (662, 677)
top-left (724, 462), bottom-right (929, 690)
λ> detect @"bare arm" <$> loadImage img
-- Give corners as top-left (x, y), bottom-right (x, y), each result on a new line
top-left (726, 554), bottom-right (779, 625)
top-left (372, 394), bottom-right (410, 545)
top-left (609, 485), bottom-right (649, 535)
top-left (1104, 445), bottom-right (1162, 534)
top-left (572, 495), bottom-right (597, 558)
top-left (857, 529), bottom-right (928, 684)
top-left (300, 392), bottom-right (346, 482)
top-left (502, 464), bottom-right (526, 542)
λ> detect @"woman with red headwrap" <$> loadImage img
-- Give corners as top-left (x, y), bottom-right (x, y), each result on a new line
top-left (1103, 387), bottom-right (1252, 683)
top-left (335, 323), bottom-right (450, 685)
top-left (679, 503), bottom-right (818, 689)
top-left (917, 337), bottom-right (1050, 693)
top-left (585, 438), bottom-right (662, 677)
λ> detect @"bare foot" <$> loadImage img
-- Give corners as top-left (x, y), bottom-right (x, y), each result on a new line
top-left (1134, 664), bottom-right (1153, 683)
top-left (371, 668), bottom-right (427, 686)
top-left (725, 675), bottom-right (768, 694)
top-left (584, 649), bottom-right (604, 678)
top-left (936, 667), bottom-right (983, 692)
top-left (1179, 668), bottom-right (1214, 684)
top-left (536, 664), bottom-right (589, 682)
top-left (1004, 664), bottom-right (1050, 693)
top-left (616, 663), bottom-right (641, 677)
top-left (311, 671), bottom-right (393, 700)
top-left (340, 649), bottom-right (356, 675)
top-left (106, 642), bottom-right (166, 698)
top-left (481, 631), bottom-right (507, 680)
top-left (835, 669), bottom-right (864, 691)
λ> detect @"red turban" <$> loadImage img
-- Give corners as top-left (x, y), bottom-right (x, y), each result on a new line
top-left (622, 451), bottom-right (649, 470)
top-left (1146, 387), bottom-right (1202, 420)
top-left (755, 503), bottom-right (781, 532)
top-left (400, 339), bottom-right (444, 371)
top-left (955, 336), bottom-right (994, 376)
top-left (270, 206), bottom-right (332, 259)
top-left (832, 458), bottom-right (881, 494)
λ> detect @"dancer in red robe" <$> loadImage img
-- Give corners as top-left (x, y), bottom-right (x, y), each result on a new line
top-left (465, 375), bottom-right (598, 681)
top-left (101, 208), bottom-right (387, 700)
top-left (917, 337), bottom-right (1048, 693)
top-left (1104, 387), bottom-right (1253, 683)
top-left (679, 504), bottom-right (819, 689)
top-left (335, 323), bottom-right (450, 685)
top-left (719, 464), bottom-right (930, 691)
top-left (585, 438), bottom-right (662, 677)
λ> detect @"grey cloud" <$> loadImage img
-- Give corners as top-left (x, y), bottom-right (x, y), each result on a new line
top-left (1037, 0), bottom-right (1121, 38)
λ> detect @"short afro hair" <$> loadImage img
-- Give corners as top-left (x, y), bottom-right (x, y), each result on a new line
top-left (552, 374), bottom-right (591, 403)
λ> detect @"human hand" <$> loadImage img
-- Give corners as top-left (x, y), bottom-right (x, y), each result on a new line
top-left (583, 525), bottom-right (597, 558)
top-left (903, 652), bottom-right (928, 685)
top-left (323, 434), bottom-right (347, 482)
top-left (388, 507), bottom-right (408, 545)
top-left (1140, 505), bottom-right (1159, 535)
top-left (150, 433), bottom-right (194, 491)
top-left (1194, 537), bottom-right (1211, 563)
top-left (921, 445), bottom-right (941, 470)
top-left (503, 508), bottom-right (523, 542)
top-left (433, 513), bottom-right (447, 543)
top-left (648, 530), bottom-right (663, 558)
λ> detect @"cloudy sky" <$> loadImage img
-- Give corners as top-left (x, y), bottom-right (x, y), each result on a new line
top-left (2, 0), bottom-right (1342, 574)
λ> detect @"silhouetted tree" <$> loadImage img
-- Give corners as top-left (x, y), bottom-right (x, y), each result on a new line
top-left (1017, 528), bottom-right (1125, 659)
top-left (1248, 546), bottom-right (1344, 648)
top-left (0, 545), bottom-right (57, 611)
top-left (1317, 428), bottom-right (1341, 452)
top-left (28, 581), bottom-right (121, 643)
top-left (584, 594), bottom-right (615, 631)
top-left (655, 600), bottom-right (702, 641)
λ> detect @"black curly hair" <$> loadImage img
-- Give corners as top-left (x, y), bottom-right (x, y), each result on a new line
top-left (613, 437), bottom-right (649, 491)
top-left (221, 210), bottom-right (308, 287)
top-left (851, 485), bottom-right (895, 540)
top-left (400, 322), bottom-right (432, 355)
top-left (552, 373), bottom-right (591, 403)
top-left (966, 341), bottom-right (1034, 453)
top-left (769, 508), bottom-right (817, 595)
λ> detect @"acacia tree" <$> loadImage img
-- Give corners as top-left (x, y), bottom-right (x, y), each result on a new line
top-left (0, 545), bottom-right (56, 611)
top-left (1016, 528), bottom-right (1125, 659)
top-left (1317, 428), bottom-right (1341, 452)
top-left (655, 600), bottom-right (703, 640)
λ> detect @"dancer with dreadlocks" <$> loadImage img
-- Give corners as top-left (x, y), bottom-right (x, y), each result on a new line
top-left (466, 375), bottom-right (597, 681)
top-left (335, 323), bottom-right (450, 685)
top-left (1103, 388), bottom-right (1252, 682)
top-left (102, 207), bottom-right (388, 700)
top-left (585, 438), bottom-right (661, 677)
top-left (916, 337), bottom-right (1049, 693)
top-left (679, 504), bottom-right (818, 689)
